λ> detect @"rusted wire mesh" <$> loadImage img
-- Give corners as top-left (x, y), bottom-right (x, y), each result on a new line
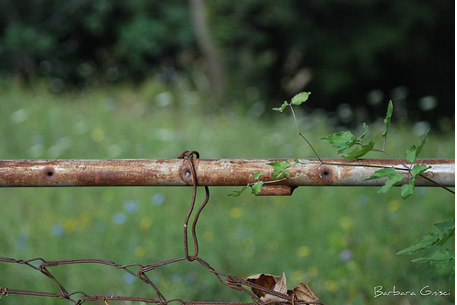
top-left (0, 151), bottom-right (324, 305)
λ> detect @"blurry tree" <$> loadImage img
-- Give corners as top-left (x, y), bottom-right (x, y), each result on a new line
top-left (0, 0), bottom-right (453, 125)
top-left (207, 0), bottom-right (454, 125)
top-left (0, 0), bottom-right (196, 87)
top-left (190, 0), bottom-right (225, 96)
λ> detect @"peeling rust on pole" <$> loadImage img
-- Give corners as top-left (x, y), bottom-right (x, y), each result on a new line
top-left (0, 158), bottom-right (454, 188)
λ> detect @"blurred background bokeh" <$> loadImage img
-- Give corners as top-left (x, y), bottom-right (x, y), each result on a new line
top-left (0, 0), bottom-right (454, 128)
top-left (0, 1), bottom-right (454, 305)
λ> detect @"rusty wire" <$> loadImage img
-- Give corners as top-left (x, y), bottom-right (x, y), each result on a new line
top-left (0, 151), bottom-right (324, 305)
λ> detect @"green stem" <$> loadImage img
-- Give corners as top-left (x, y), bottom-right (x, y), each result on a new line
top-left (288, 104), bottom-right (322, 163)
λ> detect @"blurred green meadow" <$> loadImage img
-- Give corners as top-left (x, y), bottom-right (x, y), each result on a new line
top-left (0, 81), bottom-right (454, 305)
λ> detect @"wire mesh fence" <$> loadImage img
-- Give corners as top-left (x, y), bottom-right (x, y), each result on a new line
top-left (0, 151), bottom-right (324, 305)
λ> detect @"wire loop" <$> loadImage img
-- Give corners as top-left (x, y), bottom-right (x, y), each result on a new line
top-left (0, 150), bottom-right (324, 305)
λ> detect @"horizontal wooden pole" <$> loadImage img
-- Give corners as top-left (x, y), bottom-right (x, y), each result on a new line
top-left (0, 159), bottom-right (453, 188)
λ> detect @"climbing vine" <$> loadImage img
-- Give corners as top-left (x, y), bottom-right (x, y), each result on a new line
top-left (229, 92), bottom-right (455, 277)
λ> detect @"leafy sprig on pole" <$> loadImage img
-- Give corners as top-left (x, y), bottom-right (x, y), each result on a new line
top-left (230, 92), bottom-right (447, 198)
top-left (228, 92), bottom-right (454, 276)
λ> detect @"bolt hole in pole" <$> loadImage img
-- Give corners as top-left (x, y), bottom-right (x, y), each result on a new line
top-left (42, 167), bottom-right (56, 180)
top-left (317, 166), bottom-right (333, 182)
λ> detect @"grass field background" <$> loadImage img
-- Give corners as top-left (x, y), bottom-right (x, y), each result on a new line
top-left (0, 80), bottom-right (454, 304)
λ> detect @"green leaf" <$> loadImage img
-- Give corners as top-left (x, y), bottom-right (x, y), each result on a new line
top-left (398, 220), bottom-right (455, 256)
top-left (342, 140), bottom-right (374, 160)
top-left (397, 165), bottom-right (430, 199)
top-left (434, 219), bottom-right (455, 247)
top-left (251, 181), bottom-right (264, 194)
top-left (291, 92), bottom-right (311, 105)
top-left (365, 167), bottom-right (397, 180)
top-left (273, 171), bottom-right (289, 179)
top-left (382, 100), bottom-right (393, 138)
top-left (268, 160), bottom-right (291, 171)
top-left (272, 101), bottom-right (289, 112)
top-left (401, 182), bottom-right (415, 199)
top-left (411, 164), bottom-right (431, 178)
top-left (268, 160), bottom-right (291, 179)
top-left (397, 232), bottom-right (441, 255)
top-left (411, 249), bottom-right (455, 268)
top-left (379, 172), bottom-right (403, 193)
top-left (405, 145), bottom-right (417, 164)
top-left (321, 131), bottom-right (356, 154)
top-left (435, 228), bottom-right (455, 246)
top-left (434, 219), bottom-right (455, 233)
top-left (356, 123), bottom-right (369, 143)
top-left (416, 129), bottom-right (429, 158)
top-left (405, 130), bottom-right (429, 164)
top-left (253, 171), bottom-right (264, 180)
top-left (227, 185), bottom-right (248, 197)
top-left (365, 167), bottom-right (404, 193)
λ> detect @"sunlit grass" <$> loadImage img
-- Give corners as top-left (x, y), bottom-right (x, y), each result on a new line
top-left (0, 81), bottom-right (454, 305)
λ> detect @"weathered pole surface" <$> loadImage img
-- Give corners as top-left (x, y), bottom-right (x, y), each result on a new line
top-left (0, 159), bottom-right (453, 190)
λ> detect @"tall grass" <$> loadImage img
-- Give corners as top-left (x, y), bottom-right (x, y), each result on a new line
top-left (0, 81), bottom-right (454, 304)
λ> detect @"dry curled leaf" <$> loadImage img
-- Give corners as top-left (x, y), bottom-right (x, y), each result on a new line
top-left (293, 282), bottom-right (318, 302)
top-left (246, 272), bottom-right (288, 302)
top-left (246, 272), bottom-right (319, 304)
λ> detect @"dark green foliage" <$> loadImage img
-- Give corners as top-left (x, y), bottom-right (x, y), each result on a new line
top-left (0, 0), bottom-right (194, 84)
top-left (0, 0), bottom-right (453, 124)
top-left (209, 0), bottom-right (454, 121)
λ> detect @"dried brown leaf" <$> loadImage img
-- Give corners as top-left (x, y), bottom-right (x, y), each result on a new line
top-left (293, 283), bottom-right (318, 302)
top-left (246, 272), bottom-right (288, 302)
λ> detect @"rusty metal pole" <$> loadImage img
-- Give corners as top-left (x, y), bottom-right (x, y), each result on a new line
top-left (0, 159), bottom-right (453, 195)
